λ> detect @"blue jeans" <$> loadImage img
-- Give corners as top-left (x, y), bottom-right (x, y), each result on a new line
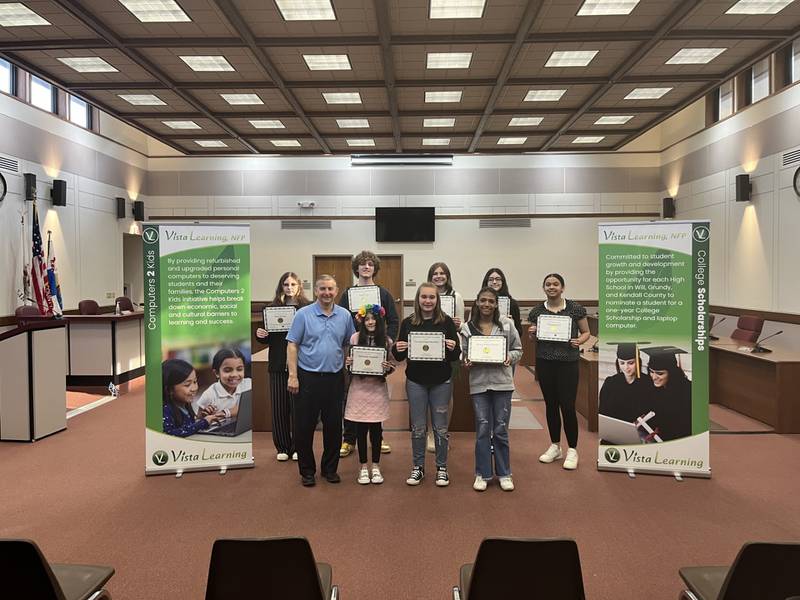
top-left (472, 390), bottom-right (512, 478)
top-left (406, 379), bottom-right (451, 468)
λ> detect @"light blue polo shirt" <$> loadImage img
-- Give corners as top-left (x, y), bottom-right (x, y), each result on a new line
top-left (286, 302), bottom-right (356, 373)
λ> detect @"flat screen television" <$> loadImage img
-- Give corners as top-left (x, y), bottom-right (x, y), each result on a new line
top-left (375, 207), bottom-right (435, 242)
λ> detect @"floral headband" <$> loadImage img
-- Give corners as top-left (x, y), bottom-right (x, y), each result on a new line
top-left (356, 303), bottom-right (386, 321)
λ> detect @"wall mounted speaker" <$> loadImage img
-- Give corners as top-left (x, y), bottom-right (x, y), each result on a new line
top-left (132, 200), bottom-right (144, 221)
top-left (662, 197), bottom-right (675, 219)
top-left (51, 179), bottom-right (67, 206)
top-left (116, 197), bottom-right (126, 219)
top-left (735, 174), bottom-right (752, 202)
top-left (24, 173), bottom-right (36, 202)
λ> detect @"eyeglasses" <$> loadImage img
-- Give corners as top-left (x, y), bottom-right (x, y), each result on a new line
top-left (487, 277), bottom-right (503, 282)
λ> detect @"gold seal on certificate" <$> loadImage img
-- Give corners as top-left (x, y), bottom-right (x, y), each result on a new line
top-left (439, 294), bottom-right (455, 317)
top-left (350, 346), bottom-right (387, 376)
top-left (468, 335), bottom-right (507, 364)
top-left (347, 285), bottom-right (381, 312)
top-left (536, 314), bottom-right (573, 342)
top-left (497, 296), bottom-right (511, 317)
top-left (263, 306), bottom-right (296, 332)
top-left (408, 331), bottom-right (445, 361)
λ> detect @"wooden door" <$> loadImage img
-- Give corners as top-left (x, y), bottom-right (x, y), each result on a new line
top-left (375, 255), bottom-right (403, 320)
top-left (313, 255), bottom-right (353, 304)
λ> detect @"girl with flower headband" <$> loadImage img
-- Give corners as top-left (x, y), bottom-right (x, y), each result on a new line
top-left (344, 303), bottom-right (395, 485)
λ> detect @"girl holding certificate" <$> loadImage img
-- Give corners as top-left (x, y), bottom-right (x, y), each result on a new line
top-left (481, 267), bottom-right (523, 340)
top-left (393, 283), bottom-right (461, 487)
top-left (527, 274), bottom-right (590, 470)
top-left (344, 305), bottom-right (395, 485)
top-left (255, 272), bottom-right (311, 462)
top-left (461, 287), bottom-right (522, 492)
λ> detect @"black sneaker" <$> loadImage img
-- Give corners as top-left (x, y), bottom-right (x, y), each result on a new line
top-left (406, 466), bottom-right (424, 486)
top-left (435, 466), bottom-right (450, 487)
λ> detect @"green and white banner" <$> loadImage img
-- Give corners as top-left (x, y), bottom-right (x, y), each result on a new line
top-left (597, 220), bottom-right (710, 478)
top-left (143, 223), bottom-right (253, 475)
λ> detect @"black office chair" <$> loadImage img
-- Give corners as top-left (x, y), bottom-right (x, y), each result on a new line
top-left (453, 537), bottom-right (585, 600)
top-left (1, 539), bottom-right (115, 600)
top-left (679, 542), bottom-right (800, 600)
top-left (114, 296), bottom-right (134, 312)
top-left (205, 537), bottom-right (338, 600)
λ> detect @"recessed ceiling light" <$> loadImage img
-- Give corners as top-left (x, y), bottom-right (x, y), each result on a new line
top-left (249, 119), bottom-right (285, 129)
top-left (497, 137), bottom-right (527, 145)
top-left (424, 118), bottom-right (456, 127)
top-left (220, 93), bottom-right (263, 105)
top-left (577, 0), bottom-right (640, 16)
top-left (180, 55), bottom-right (235, 72)
top-left (509, 117), bottom-right (543, 126)
top-left (323, 92), bottom-right (362, 104)
top-left (346, 139), bottom-right (375, 147)
top-left (195, 140), bottom-right (227, 148)
top-left (545, 50), bottom-right (599, 68)
top-left (423, 138), bottom-right (451, 146)
top-left (118, 94), bottom-right (166, 106)
top-left (425, 91), bottom-right (462, 103)
top-left (594, 115), bottom-right (633, 125)
top-left (337, 118), bottom-right (370, 128)
top-left (275, 0), bottom-right (335, 20)
top-left (573, 136), bottom-right (605, 143)
top-left (303, 54), bottom-right (351, 71)
top-left (58, 57), bottom-right (118, 73)
top-left (624, 87), bottom-right (672, 100)
top-left (0, 3), bottom-right (50, 26)
top-left (118, 0), bottom-right (191, 22)
top-left (429, 0), bottom-right (486, 19)
top-left (271, 139), bottom-right (302, 147)
top-left (666, 48), bottom-right (726, 65)
top-left (163, 120), bottom-right (201, 129)
top-left (426, 52), bottom-right (473, 69)
top-left (524, 89), bottom-right (566, 102)
top-left (726, 0), bottom-right (793, 14)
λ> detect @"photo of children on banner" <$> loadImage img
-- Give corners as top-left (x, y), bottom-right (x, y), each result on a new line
top-left (161, 358), bottom-right (221, 438)
top-left (599, 344), bottom-right (692, 444)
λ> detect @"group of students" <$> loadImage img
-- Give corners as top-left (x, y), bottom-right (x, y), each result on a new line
top-left (255, 251), bottom-right (591, 491)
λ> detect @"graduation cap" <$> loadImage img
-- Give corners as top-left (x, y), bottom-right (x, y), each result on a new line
top-left (606, 342), bottom-right (650, 378)
top-left (641, 346), bottom-right (688, 371)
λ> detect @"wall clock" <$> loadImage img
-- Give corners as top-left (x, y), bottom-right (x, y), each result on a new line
top-left (0, 172), bottom-right (7, 204)
top-left (794, 166), bottom-right (800, 198)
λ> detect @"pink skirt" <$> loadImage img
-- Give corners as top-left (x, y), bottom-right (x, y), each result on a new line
top-left (345, 375), bottom-right (390, 423)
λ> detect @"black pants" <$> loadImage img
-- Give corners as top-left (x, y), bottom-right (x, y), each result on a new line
top-left (295, 369), bottom-right (344, 478)
top-left (269, 370), bottom-right (294, 454)
top-left (536, 358), bottom-right (579, 448)
top-left (355, 422), bottom-right (382, 464)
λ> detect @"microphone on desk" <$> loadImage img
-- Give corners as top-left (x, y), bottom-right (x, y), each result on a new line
top-left (751, 330), bottom-right (783, 354)
top-left (708, 316), bottom-right (726, 341)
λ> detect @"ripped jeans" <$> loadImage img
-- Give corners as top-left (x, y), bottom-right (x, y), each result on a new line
top-left (472, 390), bottom-right (512, 478)
top-left (406, 379), bottom-right (451, 468)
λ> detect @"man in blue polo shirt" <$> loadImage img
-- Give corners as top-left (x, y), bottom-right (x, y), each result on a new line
top-left (287, 274), bottom-right (355, 487)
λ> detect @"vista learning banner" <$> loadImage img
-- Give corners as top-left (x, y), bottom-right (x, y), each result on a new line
top-left (143, 223), bottom-right (253, 475)
top-left (597, 221), bottom-right (710, 478)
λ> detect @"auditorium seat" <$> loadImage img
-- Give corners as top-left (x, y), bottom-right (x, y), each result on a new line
top-left (730, 315), bottom-right (764, 343)
top-left (0, 538), bottom-right (114, 600)
top-left (679, 541), bottom-right (800, 600)
top-left (114, 296), bottom-right (134, 312)
top-left (205, 537), bottom-right (337, 600)
top-left (78, 299), bottom-right (100, 315)
top-left (452, 538), bottom-right (585, 600)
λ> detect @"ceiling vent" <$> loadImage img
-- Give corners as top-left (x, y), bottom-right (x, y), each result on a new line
top-left (479, 218), bottom-right (531, 228)
top-left (281, 220), bottom-right (332, 230)
top-left (782, 148), bottom-right (800, 167)
top-left (350, 154), bottom-right (453, 166)
top-left (0, 155), bottom-right (19, 173)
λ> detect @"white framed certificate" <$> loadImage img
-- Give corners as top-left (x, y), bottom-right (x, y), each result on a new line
top-left (497, 296), bottom-right (511, 317)
top-left (347, 285), bottom-right (381, 311)
top-left (350, 346), bottom-right (387, 376)
top-left (536, 314), bottom-right (572, 342)
top-left (263, 306), bottom-right (296, 332)
top-left (468, 335), bottom-right (507, 364)
top-left (408, 331), bottom-right (445, 361)
top-left (439, 294), bottom-right (455, 317)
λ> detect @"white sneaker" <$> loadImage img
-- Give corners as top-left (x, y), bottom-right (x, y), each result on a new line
top-left (563, 448), bottom-right (579, 470)
top-left (426, 431), bottom-right (435, 453)
top-left (371, 465), bottom-right (384, 484)
top-left (539, 443), bottom-right (563, 463)
top-left (499, 476), bottom-right (515, 492)
top-left (291, 452), bottom-right (298, 461)
top-left (473, 475), bottom-right (487, 492)
top-left (276, 452), bottom-right (289, 462)
top-left (357, 465), bottom-right (370, 485)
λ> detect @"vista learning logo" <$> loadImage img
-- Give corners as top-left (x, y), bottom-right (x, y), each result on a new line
top-left (142, 227), bottom-right (159, 244)
top-left (604, 448), bottom-right (621, 463)
top-left (152, 450), bottom-right (169, 466)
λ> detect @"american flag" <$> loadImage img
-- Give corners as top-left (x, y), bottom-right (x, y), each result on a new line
top-left (46, 232), bottom-right (63, 315)
top-left (30, 199), bottom-right (54, 316)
